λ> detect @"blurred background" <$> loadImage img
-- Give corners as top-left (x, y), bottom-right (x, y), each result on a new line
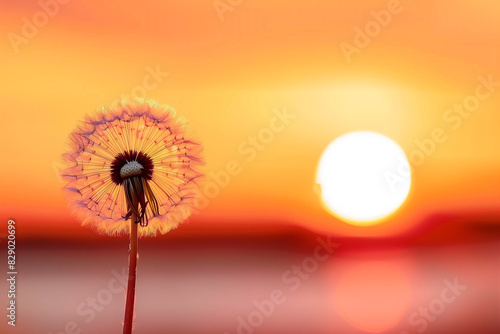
top-left (0, 0), bottom-right (499, 333)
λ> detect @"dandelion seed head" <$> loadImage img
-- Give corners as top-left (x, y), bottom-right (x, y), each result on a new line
top-left (61, 98), bottom-right (204, 237)
top-left (120, 161), bottom-right (144, 179)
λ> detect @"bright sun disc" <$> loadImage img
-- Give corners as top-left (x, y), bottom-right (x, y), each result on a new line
top-left (316, 131), bottom-right (411, 225)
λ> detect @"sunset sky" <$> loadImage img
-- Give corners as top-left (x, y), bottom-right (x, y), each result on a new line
top-left (1, 1), bottom-right (500, 334)
top-left (1, 0), bottom-right (499, 241)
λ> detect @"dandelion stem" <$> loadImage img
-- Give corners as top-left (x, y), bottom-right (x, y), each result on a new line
top-left (123, 212), bottom-right (138, 334)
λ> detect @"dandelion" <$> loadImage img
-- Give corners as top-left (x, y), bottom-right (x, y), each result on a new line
top-left (61, 99), bottom-right (203, 333)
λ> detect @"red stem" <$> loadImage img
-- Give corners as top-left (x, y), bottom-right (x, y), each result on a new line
top-left (123, 213), bottom-right (138, 334)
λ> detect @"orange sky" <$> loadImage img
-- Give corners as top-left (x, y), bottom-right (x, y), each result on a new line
top-left (1, 0), bottom-right (499, 239)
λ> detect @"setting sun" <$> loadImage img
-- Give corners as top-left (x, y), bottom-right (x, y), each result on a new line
top-left (316, 131), bottom-right (411, 225)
